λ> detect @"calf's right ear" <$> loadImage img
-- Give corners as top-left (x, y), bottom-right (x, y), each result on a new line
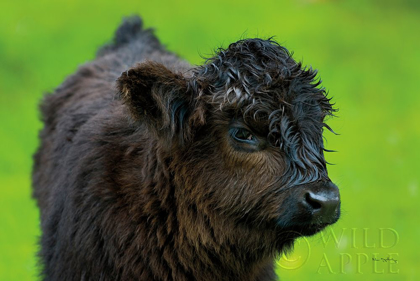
top-left (117, 61), bottom-right (196, 142)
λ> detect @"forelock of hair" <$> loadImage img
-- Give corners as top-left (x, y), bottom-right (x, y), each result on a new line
top-left (193, 38), bottom-right (302, 106)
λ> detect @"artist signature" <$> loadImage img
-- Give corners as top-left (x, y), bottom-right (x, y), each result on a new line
top-left (372, 257), bottom-right (398, 264)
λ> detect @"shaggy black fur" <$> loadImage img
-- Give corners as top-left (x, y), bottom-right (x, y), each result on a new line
top-left (33, 15), bottom-right (340, 281)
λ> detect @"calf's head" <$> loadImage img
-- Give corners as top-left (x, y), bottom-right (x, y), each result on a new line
top-left (117, 38), bottom-right (340, 253)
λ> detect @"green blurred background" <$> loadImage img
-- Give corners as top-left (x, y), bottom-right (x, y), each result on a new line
top-left (0, 0), bottom-right (419, 280)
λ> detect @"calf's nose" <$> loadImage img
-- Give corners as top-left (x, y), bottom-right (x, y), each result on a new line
top-left (302, 182), bottom-right (340, 224)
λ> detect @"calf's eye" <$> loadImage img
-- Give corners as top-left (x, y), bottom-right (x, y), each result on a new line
top-left (230, 128), bottom-right (258, 145)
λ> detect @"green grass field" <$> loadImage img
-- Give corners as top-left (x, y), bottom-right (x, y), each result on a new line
top-left (1, 0), bottom-right (419, 280)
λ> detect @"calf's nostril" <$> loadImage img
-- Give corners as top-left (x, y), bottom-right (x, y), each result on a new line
top-left (305, 192), bottom-right (322, 210)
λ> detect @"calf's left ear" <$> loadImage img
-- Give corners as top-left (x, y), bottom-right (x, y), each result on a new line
top-left (117, 61), bottom-right (195, 143)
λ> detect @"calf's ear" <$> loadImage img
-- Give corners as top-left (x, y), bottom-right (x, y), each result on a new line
top-left (117, 61), bottom-right (194, 142)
